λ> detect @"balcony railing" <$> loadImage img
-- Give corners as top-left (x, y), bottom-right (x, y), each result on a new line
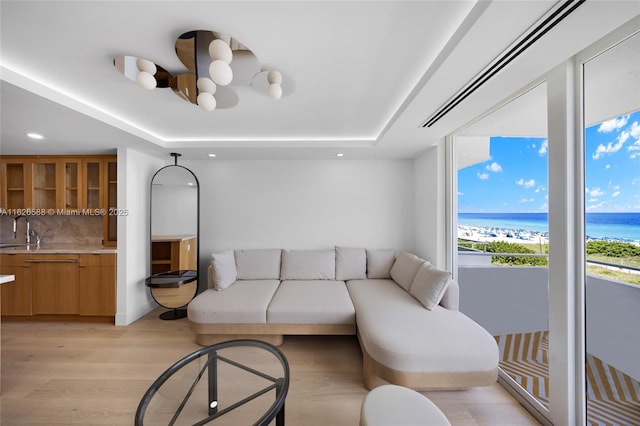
top-left (456, 258), bottom-right (640, 424)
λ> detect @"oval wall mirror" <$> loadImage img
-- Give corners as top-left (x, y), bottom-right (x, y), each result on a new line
top-left (148, 153), bottom-right (199, 320)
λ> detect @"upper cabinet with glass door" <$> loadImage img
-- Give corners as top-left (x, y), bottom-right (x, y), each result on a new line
top-left (63, 159), bottom-right (80, 211)
top-left (0, 155), bottom-right (116, 213)
top-left (31, 158), bottom-right (60, 210)
top-left (0, 158), bottom-right (32, 209)
top-left (83, 158), bottom-right (103, 213)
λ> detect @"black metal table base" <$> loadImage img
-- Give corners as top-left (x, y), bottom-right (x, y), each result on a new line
top-left (159, 308), bottom-right (187, 320)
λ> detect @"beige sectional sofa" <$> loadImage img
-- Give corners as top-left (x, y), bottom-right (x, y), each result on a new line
top-left (187, 247), bottom-right (498, 390)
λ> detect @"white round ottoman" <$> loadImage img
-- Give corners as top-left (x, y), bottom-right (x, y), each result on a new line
top-left (360, 384), bottom-right (451, 426)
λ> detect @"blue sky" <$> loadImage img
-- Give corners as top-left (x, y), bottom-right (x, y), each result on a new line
top-left (458, 109), bottom-right (640, 213)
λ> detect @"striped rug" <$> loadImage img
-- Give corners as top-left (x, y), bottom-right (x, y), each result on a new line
top-left (495, 331), bottom-right (640, 426)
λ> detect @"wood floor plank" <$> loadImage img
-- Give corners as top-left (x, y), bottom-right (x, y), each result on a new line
top-left (1, 309), bottom-right (540, 425)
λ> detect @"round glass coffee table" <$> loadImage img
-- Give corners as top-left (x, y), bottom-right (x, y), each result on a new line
top-left (135, 340), bottom-right (290, 426)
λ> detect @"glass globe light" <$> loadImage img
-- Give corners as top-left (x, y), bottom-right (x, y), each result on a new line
top-left (197, 77), bottom-right (217, 94)
top-left (136, 58), bottom-right (157, 75)
top-left (209, 60), bottom-right (233, 86)
top-left (268, 83), bottom-right (283, 100)
top-left (197, 92), bottom-right (217, 111)
top-left (267, 70), bottom-right (283, 85)
top-left (209, 39), bottom-right (233, 64)
top-left (137, 71), bottom-right (157, 90)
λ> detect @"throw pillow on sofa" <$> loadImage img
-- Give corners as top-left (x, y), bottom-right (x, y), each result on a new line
top-left (366, 249), bottom-right (396, 279)
top-left (390, 251), bottom-right (429, 291)
top-left (335, 246), bottom-right (367, 280)
top-left (211, 250), bottom-right (237, 291)
top-left (409, 263), bottom-right (452, 310)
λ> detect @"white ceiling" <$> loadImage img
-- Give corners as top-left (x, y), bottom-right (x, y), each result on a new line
top-left (1, 1), bottom-right (638, 160)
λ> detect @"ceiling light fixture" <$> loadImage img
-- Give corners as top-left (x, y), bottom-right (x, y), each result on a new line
top-left (114, 30), bottom-right (293, 111)
top-left (26, 132), bottom-right (44, 139)
top-left (208, 153), bottom-right (217, 158)
top-left (336, 153), bottom-right (344, 157)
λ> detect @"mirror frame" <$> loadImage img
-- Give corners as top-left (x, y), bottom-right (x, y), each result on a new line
top-left (149, 154), bottom-right (200, 286)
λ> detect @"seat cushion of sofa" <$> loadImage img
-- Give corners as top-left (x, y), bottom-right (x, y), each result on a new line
top-left (347, 279), bottom-right (498, 374)
top-left (188, 280), bottom-right (280, 324)
top-left (268, 280), bottom-right (355, 325)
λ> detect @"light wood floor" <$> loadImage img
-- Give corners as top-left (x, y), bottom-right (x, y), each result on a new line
top-left (1, 309), bottom-right (540, 425)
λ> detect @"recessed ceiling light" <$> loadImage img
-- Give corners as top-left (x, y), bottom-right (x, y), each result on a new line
top-left (336, 153), bottom-right (344, 157)
top-left (208, 153), bottom-right (217, 158)
top-left (26, 132), bottom-right (44, 139)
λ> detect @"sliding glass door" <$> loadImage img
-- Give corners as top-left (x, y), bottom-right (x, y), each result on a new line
top-left (582, 30), bottom-right (640, 426)
top-left (453, 82), bottom-right (551, 420)
top-left (450, 20), bottom-right (640, 426)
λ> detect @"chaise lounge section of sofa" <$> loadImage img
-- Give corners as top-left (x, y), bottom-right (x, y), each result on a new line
top-left (187, 247), bottom-right (498, 390)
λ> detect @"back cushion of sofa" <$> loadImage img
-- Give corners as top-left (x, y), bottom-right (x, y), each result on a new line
top-left (235, 249), bottom-right (282, 280)
top-left (281, 249), bottom-right (336, 280)
top-left (389, 251), bottom-right (429, 291)
top-left (335, 246), bottom-right (367, 280)
top-left (366, 249), bottom-right (396, 279)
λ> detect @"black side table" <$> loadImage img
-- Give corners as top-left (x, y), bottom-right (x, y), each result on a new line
top-left (145, 270), bottom-right (198, 320)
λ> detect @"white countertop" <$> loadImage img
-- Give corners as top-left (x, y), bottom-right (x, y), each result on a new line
top-left (0, 275), bottom-right (16, 284)
top-left (152, 235), bottom-right (196, 242)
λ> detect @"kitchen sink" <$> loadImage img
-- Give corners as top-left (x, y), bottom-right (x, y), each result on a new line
top-left (0, 243), bottom-right (35, 249)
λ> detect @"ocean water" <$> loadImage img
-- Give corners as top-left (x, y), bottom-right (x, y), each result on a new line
top-left (458, 212), bottom-right (640, 243)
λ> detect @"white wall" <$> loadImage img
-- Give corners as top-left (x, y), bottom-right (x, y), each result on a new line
top-left (413, 144), bottom-right (446, 267)
top-left (182, 159), bottom-right (416, 284)
top-left (116, 148), bottom-right (165, 326)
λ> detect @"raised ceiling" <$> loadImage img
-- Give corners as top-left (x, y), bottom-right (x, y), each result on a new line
top-left (1, 1), bottom-right (638, 159)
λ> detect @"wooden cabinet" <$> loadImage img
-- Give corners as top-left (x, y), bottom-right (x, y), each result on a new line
top-left (63, 159), bottom-right (81, 211)
top-left (151, 235), bottom-right (197, 275)
top-left (78, 254), bottom-right (116, 316)
top-left (0, 252), bottom-right (115, 320)
top-left (0, 254), bottom-right (32, 315)
top-left (82, 158), bottom-right (103, 211)
top-left (0, 158), bottom-right (32, 209)
top-left (30, 254), bottom-right (80, 314)
top-left (31, 158), bottom-right (60, 209)
top-left (1, 155), bottom-right (116, 211)
top-left (1, 155), bottom-right (117, 245)
top-left (104, 158), bottom-right (117, 246)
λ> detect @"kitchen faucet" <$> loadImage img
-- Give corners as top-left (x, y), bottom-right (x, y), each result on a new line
top-left (13, 215), bottom-right (39, 246)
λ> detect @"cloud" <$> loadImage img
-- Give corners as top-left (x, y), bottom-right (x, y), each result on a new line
top-left (592, 131), bottom-right (629, 159)
top-left (586, 201), bottom-right (605, 211)
top-left (612, 191), bottom-right (620, 197)
top-left (477, 172), bottom-right (489, 180)
top-left (539, 203), bottom-right (548, 211)
top-left (516, 178), bottom-right (536, 188)
top-left (588, 198), bottom-right (599, 202)
top-left (627, 122), bottom-right (640, 158)
top-left (485, 162), bottom-right (503, 172)
top-left (589, 187), bottom-right (604, 197)
top-left (597, 115), bottom-right (629, 133)
top-left (458, 191), bottom-right (464, 196)
top-left (519, 198), bottom-right (534, 203)
top-left (538, 140), bottom-right (548, 156)
top-left (605, 164), bottom-right (611, 169)
top-left (534, 186), bottom-right (546, 193)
